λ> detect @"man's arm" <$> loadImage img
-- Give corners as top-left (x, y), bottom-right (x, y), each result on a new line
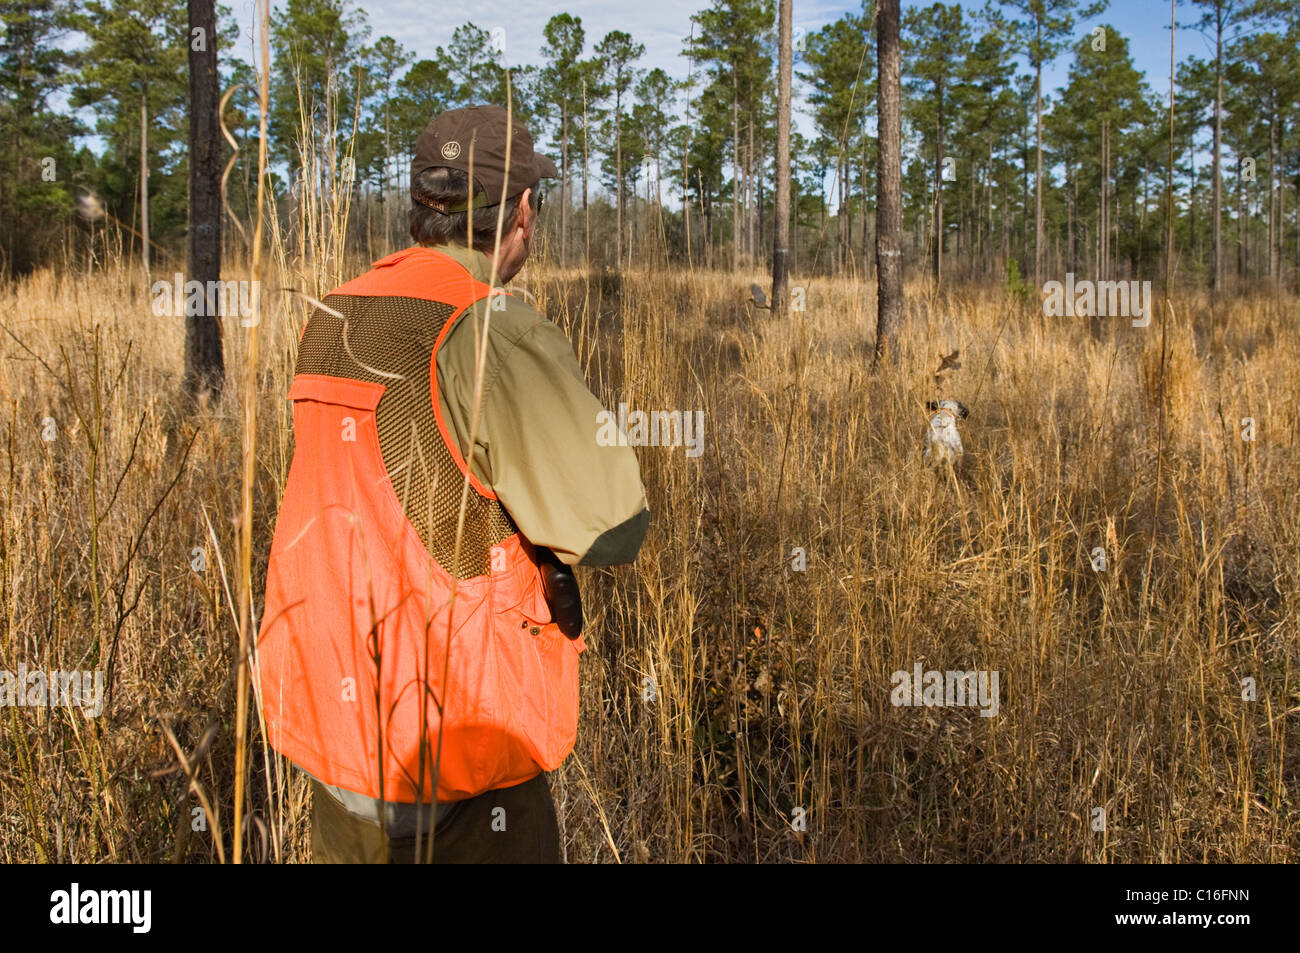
top-left (471, 315), bottom-right (650, 567)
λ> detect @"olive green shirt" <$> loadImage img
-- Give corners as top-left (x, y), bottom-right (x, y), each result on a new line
top-left (430, 243), bottom-right (649, 567)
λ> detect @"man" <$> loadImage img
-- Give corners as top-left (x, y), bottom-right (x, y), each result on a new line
top-left (257, 105), bottom-right (649, 863)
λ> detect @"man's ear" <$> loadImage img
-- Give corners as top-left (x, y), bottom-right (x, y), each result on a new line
top-left (517, 187), bottom-right (534, 232)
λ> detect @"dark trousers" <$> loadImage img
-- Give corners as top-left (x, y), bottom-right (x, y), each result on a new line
top-left (308, 773), bottom-right (561, 864)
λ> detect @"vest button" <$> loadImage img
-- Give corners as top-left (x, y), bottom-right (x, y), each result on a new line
top-left (530, 626), bottom-right (541, 636)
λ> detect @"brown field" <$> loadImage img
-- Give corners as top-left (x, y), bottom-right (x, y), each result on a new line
top-left (1, 258), bottom-right (1297, 862)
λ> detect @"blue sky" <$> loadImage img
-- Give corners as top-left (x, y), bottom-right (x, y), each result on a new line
top-left (219, 0), bottom-right (1214, 132)
top-left (225, 0), bottom-right (1209, 83)
top-left (211, 0), bottom-right (1223, 204)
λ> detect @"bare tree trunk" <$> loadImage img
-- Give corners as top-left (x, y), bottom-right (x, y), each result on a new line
top-left (583, 80), bottom-right (590, 266)
top-left (140, 88), bottom-right (151, 278)
top-left (615, 86), bottom-right (623, 267)
top-left (704, 182), bottom-right (713, 268)
top-left (987, 139), bottom-right (994, 276)
top-left (772, 0), bottom-right (792, 315)
top-left (683, 145), bottom-right (692, 266)
top-left (792, 176), bottom-right (799, 276)
top-left (1067, 160), bottom-right (1075, 274)
top-left (1289, 165), bottom-right (1300, 289)
top-left (1033, 17), bottom-right (1043, 286)
top-left (1269, 105), bottom-right (1278, 282)
top-left (561, 102), bottom-right (569, 266)
top-left (1236, 155), bottom-right (1244, 280)
top-left (1002, 171), bottom-right (1010, 265)
top-left (185, 0), bottom-right (225, 402)
top-left (383, 90), bottom-right (391, 253)
top-left (1212, 12), bottom-right (1223, 299)
top-left (933, 81), bottom-right (944, 286)
top-left (1140, 158), bottom-right (1147, 265)
top-left (1101, 120), bottom-right (1109, 281)
top-left (844, 154), bottom-right (854, 274)
top-left (747, 119), bottom-right (756, 264)
top-left (862, 137), bottom-right (870, 272)
top-left (874, 0), bottom-right (903, 363)
top-left (655, 147), bottom-right (665, 263)
top-left (838, 158), bottom-right (846, 272)
top-left (684, 49), bottom-right (695, 268)
top-left (732, 79), bottom-right (739, 271)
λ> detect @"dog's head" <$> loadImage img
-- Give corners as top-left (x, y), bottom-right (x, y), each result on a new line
top-left (926, 399), bottom-right (969, 420)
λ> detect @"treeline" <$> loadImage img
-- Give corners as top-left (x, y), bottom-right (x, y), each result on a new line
top-left (2, 0), bottom-right (1299, 289)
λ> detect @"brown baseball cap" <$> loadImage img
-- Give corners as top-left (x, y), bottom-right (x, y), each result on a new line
top-left (411, 105), bottom-right (558, 211)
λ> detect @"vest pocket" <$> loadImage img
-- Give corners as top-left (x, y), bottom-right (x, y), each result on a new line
top-left (288, 374), bottom-right (387, 410)
top-left (491, 570), bottom-right (580, 774)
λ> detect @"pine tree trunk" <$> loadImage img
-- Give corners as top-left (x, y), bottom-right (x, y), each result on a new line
top-left (683, 146), bottom-right (692, 266)
top-left (732, 79), bottom-right (740, 271)
top-left (184, 0), bottom-right (225, 402)
top-left (383, 90), bottom-right (391, 253)
top-left (874, 0), bottom-right (903, 364)
top-left (615, 85), bottom-right (623, 267)
top-left (933, 81), bottom-right (944, 286)
top-left (1236, 155), bottom-right (1243, 280)
top-left (1066, 160), bottom-right (1074, 274)
top-left (683, 83), bottom-right (693, 266)
top-left (862, 137), bottom-right (870, 272)
top-left (747, 119), bottom-right (756, 264)
top-left (1269, 105), bottom-right (1277, 282)
top-left (583, 80), bottom-right (590, 265)
top-left (1212, 17), bottom-right (1223, 298)
top-left (1033, 17), bottom-right (1044, 286)
top-left (561, 102), bottom-right (569, 267)
top-left (140, 88), bottom-right (151, 278)
top-left (1101, 120), bottom-right (1108, 281)
top-left (772, 0), bottom-right (792, 314)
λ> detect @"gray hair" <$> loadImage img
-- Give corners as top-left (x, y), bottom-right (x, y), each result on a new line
top-left (409, 167), bottom-right (538, 253)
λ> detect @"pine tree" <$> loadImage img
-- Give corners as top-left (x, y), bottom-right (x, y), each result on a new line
top-left (72, 0), bottom-right (190, 277)
top-left (950, 27), bottom-right (1017, 277)
top-left (1186, 0), bottom-right (1248, 300)
top-left (904, 2), bottom-right (969, 286)
top-left (538, 14), bottom-right (586, 265)
top-left (593, 30), bottom-right (644, 267)
top-left (269, 0), bottom-right (370, 176)
top-left (1052, 26), bottom-right (1152, 280)
top-left (0, 0), bottom-right (84, 274)
top-left (1231, 28), bottom-right (1300, 284)
top-left (370, 35), bottom-right (412, 250)
top-left (991, 0), bottom-right (1108, 285)
top-left (686, 0), bottom-right (774, 270)
top-left (800, 7), bottom-right (872, 273)
top-left (630, 68), bottom-right (676, 263)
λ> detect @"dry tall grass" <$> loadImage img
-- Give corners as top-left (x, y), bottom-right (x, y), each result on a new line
top-left (1, 256), bottom-right (1296, 862)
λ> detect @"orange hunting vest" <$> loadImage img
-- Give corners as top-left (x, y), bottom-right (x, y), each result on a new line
top-left (257, 247), bottom-right (583, 803)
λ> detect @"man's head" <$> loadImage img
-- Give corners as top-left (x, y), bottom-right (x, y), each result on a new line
top-left (409, 105), bottom-right (558, 282)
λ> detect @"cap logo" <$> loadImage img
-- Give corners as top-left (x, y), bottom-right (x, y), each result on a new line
top-left (440, 141), bottom-right (461, 160)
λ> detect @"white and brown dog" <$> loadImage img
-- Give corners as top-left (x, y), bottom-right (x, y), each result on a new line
top-left (924, 399), bottom-right (969, 468)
